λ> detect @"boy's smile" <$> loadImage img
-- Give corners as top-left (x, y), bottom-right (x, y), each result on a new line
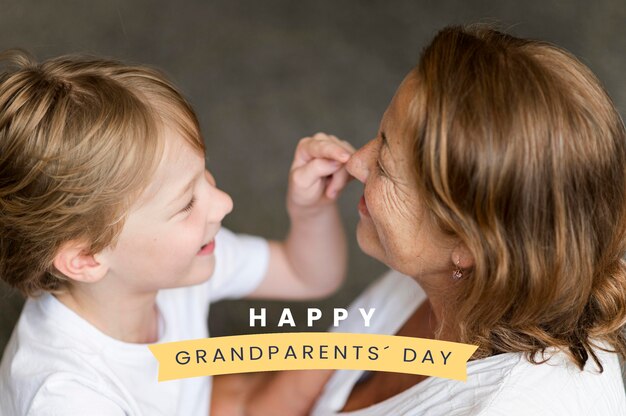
top-left (197, 240), bottom-right (216, 256)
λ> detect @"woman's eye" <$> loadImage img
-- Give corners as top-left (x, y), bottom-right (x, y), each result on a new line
top-left (181, 196), bottom-right (196, 213)
top-left (376, 159), bottom-right (388, 177)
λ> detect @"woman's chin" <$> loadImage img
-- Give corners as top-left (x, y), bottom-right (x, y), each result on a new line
top-left (355, 222), bottom-right (384, 262)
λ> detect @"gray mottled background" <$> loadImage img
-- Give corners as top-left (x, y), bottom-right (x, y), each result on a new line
top-left (0, 0), bottom-right (625, 356)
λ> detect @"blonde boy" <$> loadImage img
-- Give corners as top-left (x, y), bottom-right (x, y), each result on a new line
top-left (0, 50), bottom-right (352, 415)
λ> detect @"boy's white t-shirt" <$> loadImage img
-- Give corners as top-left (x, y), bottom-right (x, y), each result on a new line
top-left (312, 270), bottom-right (626, 416)
top-left (0, 227), bottom-right (269, 416)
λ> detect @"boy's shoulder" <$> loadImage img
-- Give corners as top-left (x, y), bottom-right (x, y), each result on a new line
top-left (0, 290), bottom-right (196, 414)
top-left (0, 294), bottom-right (128, 414)
top-left (0, 360), bottom-right (124, 415)
top-left (0, 293), bottom-right (114, 375)
top-left (0, 228), bottom-right (269, 413)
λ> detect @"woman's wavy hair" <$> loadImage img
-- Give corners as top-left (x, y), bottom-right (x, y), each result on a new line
top-left (0, 50), bottom-right (204, 296)
top-left (409, 26), bottom-right (626, 371)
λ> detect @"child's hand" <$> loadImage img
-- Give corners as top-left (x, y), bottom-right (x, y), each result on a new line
top-left (288, 133), bottom-right (355, 210)
top-left (248, 132), bottom-right (351, 301)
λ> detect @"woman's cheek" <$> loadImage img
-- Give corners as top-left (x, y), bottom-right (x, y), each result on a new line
top-left (370, 180), bottom-right (395, 220)
top-left (363, 179), bottom-right (381, 214)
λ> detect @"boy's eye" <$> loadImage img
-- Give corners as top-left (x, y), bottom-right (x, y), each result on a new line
top-left (181, 196), bottom-right (196, 213)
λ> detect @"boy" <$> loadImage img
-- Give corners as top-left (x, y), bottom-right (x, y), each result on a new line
top-left (0, 49), bottom-right (353, 415)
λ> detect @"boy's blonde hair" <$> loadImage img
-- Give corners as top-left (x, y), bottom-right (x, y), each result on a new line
top-left (0, 50), bottom-right (205, 296)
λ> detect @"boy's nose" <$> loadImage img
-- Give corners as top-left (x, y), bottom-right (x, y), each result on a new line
top-left (218, 189), bottom-right (233, 217)
top-left (207, 187), bottom-right (233, 223)
top-left (205, 170), bottom-right (233, 221)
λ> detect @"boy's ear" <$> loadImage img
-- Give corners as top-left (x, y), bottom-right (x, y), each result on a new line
top-left (53, 241), bottom-right (108, 283)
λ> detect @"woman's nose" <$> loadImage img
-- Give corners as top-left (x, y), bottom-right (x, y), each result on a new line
top-left (346, 140), bottom-right (375, 183)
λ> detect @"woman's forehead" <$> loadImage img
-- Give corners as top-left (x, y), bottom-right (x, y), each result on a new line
top-left (382, 71), bottom-right (419, 147)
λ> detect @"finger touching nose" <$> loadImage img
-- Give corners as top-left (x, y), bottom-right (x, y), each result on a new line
top-left (346, 150), bottom-right (368, 183)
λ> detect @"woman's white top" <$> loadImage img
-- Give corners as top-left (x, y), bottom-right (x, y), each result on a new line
top-left (312, 270), bottom-right (626, 415)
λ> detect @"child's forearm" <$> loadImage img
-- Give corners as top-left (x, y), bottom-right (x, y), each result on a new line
top-left (284, 202), bottom-right (347, 297)
top-left (247, 133), bottom-right (352, 300)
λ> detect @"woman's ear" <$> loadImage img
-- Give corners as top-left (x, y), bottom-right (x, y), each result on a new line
top-left (451, 243), bottom-right (474, 270)
top-left (53, 241), bottom-right (108, 283)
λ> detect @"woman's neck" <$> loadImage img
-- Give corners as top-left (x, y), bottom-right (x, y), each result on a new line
top-left (413, 272), bottom-right (459, 342)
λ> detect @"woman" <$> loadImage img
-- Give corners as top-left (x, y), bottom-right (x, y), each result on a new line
top-left (213, 25), bottom-right (626, 415)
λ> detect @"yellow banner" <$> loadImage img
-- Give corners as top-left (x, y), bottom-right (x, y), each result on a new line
top-left (148, 332), bottom-right (478, 382)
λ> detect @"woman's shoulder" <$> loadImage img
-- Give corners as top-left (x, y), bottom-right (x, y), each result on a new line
top-left (352, 269), bottom-right (426, 310)
top-left (331, 269), bottom-right (426, 335)
top-left (404, 343), bottom-right (625, 415)
top-left (478, 343), bottom-right (626, 415)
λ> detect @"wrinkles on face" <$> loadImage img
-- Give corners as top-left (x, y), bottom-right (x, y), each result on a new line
top-left (354, 71), bottom-right (441, 276)
top-left (365, 138), bottom-right (424, 260)
top-left (377, 116), bottom-right (423, 231)
top-left (381, 176), bottom-right (420, 227)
